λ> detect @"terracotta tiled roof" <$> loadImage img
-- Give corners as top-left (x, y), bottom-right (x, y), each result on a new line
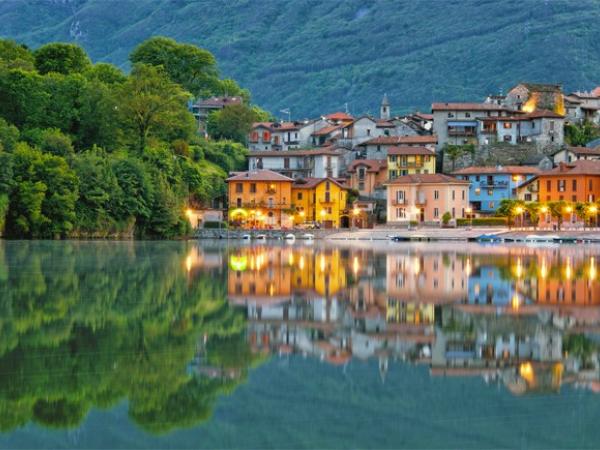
top-left (311, 125), bottom-right (342, 136)
top-left (376, 119), bottom-right (395, 128)
top-left (386, 174), bottom-right (469, 185)
top-left (292, 177), bottom-right (348, 189)
top-left (567, 146), bottom-right (600, 156)
top-left (592, 87), bottom-right (600, 97)
top-left (542, 160), bottom-right (600, 176)
top-left (414, 112), bottom-right (433, 120)
top-left (226, 170), bottom-right (293, 182)
top-left (248, 149), bottom-right (341, 157)
top-left (452, 166), bottom-right (541, 176)
top-left (488, 109), bottom-right (565, 121)
top-left (431, 102), bottom-right (509, 112)
top-left (251, 121), bottom-right (301, 131)
top-left (387, 146), bottom-right (435, 156)
top-left (324, 112), bottom-right (354, 121)
top-left (347, 159), bottom-right (387, 173)
top-left (359, 135), bottom-right (438, 146)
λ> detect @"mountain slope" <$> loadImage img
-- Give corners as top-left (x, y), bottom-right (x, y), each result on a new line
top-left (1, 0), bottom-right (600, 118)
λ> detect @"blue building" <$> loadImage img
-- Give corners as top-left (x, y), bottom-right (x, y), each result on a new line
top-left (452, 166), bottom-right (539, 213)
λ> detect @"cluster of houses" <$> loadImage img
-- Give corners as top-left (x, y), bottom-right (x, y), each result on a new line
top-left (194, 82), bottom-right (600, 229)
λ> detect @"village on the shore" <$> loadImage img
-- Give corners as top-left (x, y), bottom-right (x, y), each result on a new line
top-left (190, 83), bottom-right (600, 232)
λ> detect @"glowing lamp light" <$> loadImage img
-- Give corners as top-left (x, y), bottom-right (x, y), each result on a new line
top-left (320, 209), bottom-right (326, 217)
top-left (353, 207), bottom-right (360, 216)
top-left (590, 205), bottom-right (598, 214)
top-left (185, 208), bottom-right (193, 217)
top-left (519, 362), bottom-right (534, 383)
top-left (229, 255), bottom-right (248, 272)
top-left (539, 206), bottom-right (548, 214)
top-left (514, 206), bottom-right (524, 215)
top-left (565, 206), bottom-right (573, 214)
top-left (299, 211), bottom-right (306, 218)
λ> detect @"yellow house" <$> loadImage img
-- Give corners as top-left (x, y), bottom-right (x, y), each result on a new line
top-left (387, 146), bottom-right (436, 179)
top-left (226, 170), bottom-right (294, 229)
top-left (292, 178), bottom-right (349, 228)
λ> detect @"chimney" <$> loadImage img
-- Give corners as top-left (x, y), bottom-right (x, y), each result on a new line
top-left (558, 162), bottom-right (567, 172)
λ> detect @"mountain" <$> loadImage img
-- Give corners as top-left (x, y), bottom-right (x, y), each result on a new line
top-left (1, 0), bottom-right (600, 118)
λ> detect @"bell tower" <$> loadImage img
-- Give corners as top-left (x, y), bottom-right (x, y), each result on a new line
top-left (380, 93), bottom-right (390, 120)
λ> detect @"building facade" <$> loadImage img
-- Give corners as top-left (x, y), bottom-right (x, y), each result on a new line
top-left (226, 170), bottom-right (294, 229)
top-left (452, 166), bottom-right (540, 213)
top-left (347, 159), bottom-right (388, 199)
top-left (248, 148), bottom-right (342, 179)
top-left (292, 178), bottom-right (348, 229)
top-left (386, 174), bottom-right (470, 225)
top-left (387, 146), bottom-right (436, 179)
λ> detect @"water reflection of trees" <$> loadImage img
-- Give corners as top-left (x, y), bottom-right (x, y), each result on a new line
top-left (0, 241), bottom-right (258, 434)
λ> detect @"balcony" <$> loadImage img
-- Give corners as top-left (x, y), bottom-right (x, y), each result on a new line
top-left (414, 194), bottom-right (427, 205)
top-left (320, 197), bottom-right (335, 205)
top-left (391, 199), bottom-right (405, 206)
top-left (481, 128), bottom-right (497, 134)
top-left (479, 180), bottom-right (509, 189)
top-left (448, 129), bottom-right (476, 137)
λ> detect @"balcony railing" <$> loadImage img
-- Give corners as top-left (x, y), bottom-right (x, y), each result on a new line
top-left (479, 180), bottom-right (509, 188)
top-left (391, 199), bottom-right (405, 206)
top-left (320, 198), bottom-right (334, 204)
top-left (448, 129), bottom-right (476, 137)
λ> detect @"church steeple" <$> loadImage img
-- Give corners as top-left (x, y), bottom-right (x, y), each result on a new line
top-left (380, 93), bottom-right (390, 120)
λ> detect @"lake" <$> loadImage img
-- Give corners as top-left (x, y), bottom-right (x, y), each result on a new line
top-left (1, 240), bottom-right (600, 449)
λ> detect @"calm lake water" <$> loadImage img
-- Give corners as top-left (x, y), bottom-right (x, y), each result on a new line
top-left (1, 240), bottom-right (600, 449)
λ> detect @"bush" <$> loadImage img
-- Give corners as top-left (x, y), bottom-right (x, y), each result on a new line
top-left (203, 221), bottom-right (227, 229)
top-left (456, 217), bottom-right (508, 226)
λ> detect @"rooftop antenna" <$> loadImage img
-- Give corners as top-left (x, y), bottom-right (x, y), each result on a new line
top-left (280, 108), bottom-right (291, 122)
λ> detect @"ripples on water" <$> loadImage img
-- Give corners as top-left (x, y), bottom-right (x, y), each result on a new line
top-left (1, 240), bottom-right (600, 449)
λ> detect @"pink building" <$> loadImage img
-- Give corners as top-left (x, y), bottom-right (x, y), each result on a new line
top-left (386, 174), bottom-right (470, 225)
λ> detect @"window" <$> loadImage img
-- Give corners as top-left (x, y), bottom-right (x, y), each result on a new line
top-left (465, 112), bottom-right (471, 118)
top-left (475, 188), bottom-right (481, 195)
top-left (273, 135), bottom-right (280, 145)
top-left (475, 176), bottom-right (480, 182)
top-left (262, 131), bottom-right (270, 141)
top-left (531, 121), bottom-right (535, 129)
top-left (434, 190), bottom-right (439, 199)
top-left (396, 190), bottom-right (405, 202)
top-left (547, 180), bottom-right (551, 192)
top-left (448, 112), bottom-right (454, 118)
top-left (389, 169), bottom-right (397, 179)
top-left (489, 201), bottom-right (494, 209)
top-left (326, 181), bottom-right (331, 190)
top-left (250, 183), bottom-right (256, 193)
top-left (389, 155), bottom-right (397, 162)
top-left (462, 208), bottom-right (465, 218)
top-left (284, 157), bottom-right (290, 169)
top-left (236, 183), bottom-right (243, 193)
top-left (358, 182), bottom-right (365, 191)
top-left (572, 179), bottom-right (577, 191)
top-left (236, 198), bottom-right (242, 207)
top-left (504, 122), bottom-right (512, 129)
top-left (452, 207), bottom-right (456, 218)
top-left (590, 179), bottom-right (593, 191)
top-left (268, 198), bottom-right (274, 208)
top-left (488, 189), bottom-right (493, 196)
top-left (434, 208), bottom-right (439, 218)
top-left (462, 190), bottom-right (465, 200)
top-left (297, 192), bottom-right (303, 200)
top-left (572, 195), bottom-right (577, 201)
top-left (367, 129), bottom-right (371, 136)
top-left (396, 208), bottom-right (406, 218)
top-left (452, 190), bottom-right (455, 200)
top-left (550, 120), bottom-right (555, 131)
top-left (358, 168), bottom-right (366, 180)
top-left (558, 180), bottom-right (566, 192)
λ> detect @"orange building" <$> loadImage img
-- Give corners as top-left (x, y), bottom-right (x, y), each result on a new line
top-left (537, 160), bottom-right (600, 203)
top-left (226, 170), bottom-right (294, 229)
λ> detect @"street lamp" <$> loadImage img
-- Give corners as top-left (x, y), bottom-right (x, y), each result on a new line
top-left (320, 209), bottom-right (326, 228)
top-left (539, 205), bottom-right (548, 229)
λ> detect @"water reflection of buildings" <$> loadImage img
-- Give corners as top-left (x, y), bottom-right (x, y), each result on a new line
top-left (189, 243), bottom-right (600, 395)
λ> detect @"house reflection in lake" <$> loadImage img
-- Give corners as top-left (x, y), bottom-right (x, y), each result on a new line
top-left (186, 242), bottom-right (600, 395)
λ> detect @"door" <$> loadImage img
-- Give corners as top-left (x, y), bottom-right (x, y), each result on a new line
top-left (420, 208), bottom-right (425, 222)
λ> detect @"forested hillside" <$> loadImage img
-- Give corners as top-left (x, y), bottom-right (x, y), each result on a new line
top-left (1, 0), bottom-right (600, 117)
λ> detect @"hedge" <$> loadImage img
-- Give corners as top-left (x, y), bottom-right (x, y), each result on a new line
top-left (456, 217), bottom-right (508, 226)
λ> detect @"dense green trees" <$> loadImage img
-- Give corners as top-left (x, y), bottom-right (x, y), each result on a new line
top-left (0, 37), bottom-right (254, 238)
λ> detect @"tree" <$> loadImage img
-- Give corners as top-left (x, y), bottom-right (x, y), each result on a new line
top-left (565, 121), bottom-right (600, 146)
top-left (547, 200), bottom-right (567, 231)
top-left (442, 144), bottom-right (464, 171)
top-left (33, 43), bottom-right (91, 75)
top-left (116, 64), bottom-right (193, 153)
top-left (0, 118), bottom-right (19, 152)
top-left (524, 201), bottom-right (540, 229)
top-left (84, 62), bottom-right (127, 85)
top-left (130, 36), bottom-right (218, 97)
top-left (0, 39), bottom-right (34, 71)
top-left (206, 104), bottom-right (259, 143)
